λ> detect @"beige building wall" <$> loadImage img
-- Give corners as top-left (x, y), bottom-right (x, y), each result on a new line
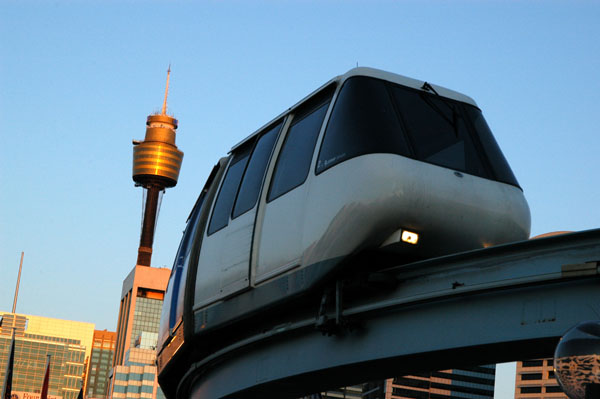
top-left (111, 364), bottom-right (157, 399)
top-left (0, 312), bottom-right (95, 399)
top-left (23, 314), bottom-right (95, 362)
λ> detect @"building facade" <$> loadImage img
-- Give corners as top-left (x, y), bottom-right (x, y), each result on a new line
top-left (313, 366), bottom-right (495, 399)
top-left (0, 312), bottom-right (94, 399)
top-left (514, 359), bottom-right (566, 398)
top-left (387, 365), bottom-right (496, 399)
top-left (109, 265), bottom-right (170, 399)
top-left (85, 330), bottom-right (116, 399)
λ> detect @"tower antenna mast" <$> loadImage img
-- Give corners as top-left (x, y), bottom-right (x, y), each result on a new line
top-left (161, 65), bottom-right (171, 115)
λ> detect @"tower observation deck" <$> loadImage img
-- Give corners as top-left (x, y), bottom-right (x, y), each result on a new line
top-left (132, 67), bottom-right (183, 266)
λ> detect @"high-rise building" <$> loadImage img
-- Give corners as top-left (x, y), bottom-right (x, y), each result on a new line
top-left (108, 265), bottom-right (170, 399)
top-left (0, 312), bottom-right (94, 399)
top-left (85, 330), bottom-right (116, 399)
top-left (514, 359), bottom-right (566, 398)
top-left (388, 365), bottom-right (496, 399)
top-left (113, 266), bottom-right (169, 367)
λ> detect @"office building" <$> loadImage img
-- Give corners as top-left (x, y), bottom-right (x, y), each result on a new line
top-left (85, 330), bottom-right (116, 399)
top-left (109, 265), bottom-right (170, 399)
top-left (514, 359), bottom-right (566, 398)
top-left (387, 365), bottom-right (495, 399)
top-left (313, 366), bottom-right (495, 399)
top-left (0, 312), bottom-right (94, 399)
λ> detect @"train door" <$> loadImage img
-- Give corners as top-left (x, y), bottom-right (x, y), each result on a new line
top-left (193, 122), bottom-right (282, 308)
top-left (254, 93), bottom-right (333, 283)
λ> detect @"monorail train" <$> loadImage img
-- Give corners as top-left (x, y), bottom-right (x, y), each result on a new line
top-left (155, 67), bottom-right (530, 397)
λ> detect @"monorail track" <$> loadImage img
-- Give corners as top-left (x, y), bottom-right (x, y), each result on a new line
top-left (177, 229), bottom-right (600, 398)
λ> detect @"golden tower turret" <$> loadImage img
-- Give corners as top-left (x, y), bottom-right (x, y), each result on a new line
top-left (132, 66), bottom-right (184, 266)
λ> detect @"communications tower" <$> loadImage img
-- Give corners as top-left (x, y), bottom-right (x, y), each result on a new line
top-left (132, 67), bottom-right (183, 266)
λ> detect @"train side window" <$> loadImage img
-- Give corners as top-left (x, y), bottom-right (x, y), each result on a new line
top-left (207, 147), bottom-right (252, 235)
top-left (317, 77), bottom-right (411, 174)
top-left (267, 100), bottom-right (330, 202)
top-left (391, 86), bottom-right (488, 178)
top-left (232, 122), bottom-right (282, 218)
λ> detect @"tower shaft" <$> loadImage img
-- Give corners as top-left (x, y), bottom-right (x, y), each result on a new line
top-left (137, 185), bottom-right (162, 266)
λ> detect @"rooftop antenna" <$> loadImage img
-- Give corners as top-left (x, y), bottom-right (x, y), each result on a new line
top-left (12, 252), bottom-right (24, 314)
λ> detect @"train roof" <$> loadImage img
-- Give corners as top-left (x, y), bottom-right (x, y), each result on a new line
top-left (231, 67), bottom-right (479, 152)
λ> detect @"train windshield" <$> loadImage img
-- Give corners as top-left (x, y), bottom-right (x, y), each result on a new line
top-left (317, 76), bottom-right (519, 188)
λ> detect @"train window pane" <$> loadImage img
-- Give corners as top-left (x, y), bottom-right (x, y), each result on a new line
top-left (268, 100), bottom-right (330, 201)
top-left (317, 77), bottom-right (410, 174)
top-left (464, 106), bottom-right (520, 188)
top-left (392, 86), bottom-right (488, 178)
top-left (232, 122), bottom-right (282, 218)
top-left (208, 148), bottom-right (251, 235)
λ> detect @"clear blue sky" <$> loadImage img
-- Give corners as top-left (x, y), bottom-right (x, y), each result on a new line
top-left (1, 1), bottom-right (599, 398)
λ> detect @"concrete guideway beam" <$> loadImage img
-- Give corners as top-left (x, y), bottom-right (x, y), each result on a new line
top-left (181, 229), bottom-right (600, 399)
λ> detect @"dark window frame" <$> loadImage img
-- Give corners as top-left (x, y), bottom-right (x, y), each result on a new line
top-left (315, 76), bottom-right (411, 175)
top-left (462, 104), bottom-right (521, 187)
top-left (389, 82), bottom-right (494, 180)
top-left (231, 120), bottom-right (283, 219)
top-left (522, 360), bottom-right (544, 367)
top-left (520, 386), bottom-right (542, 394)
top-left (314, 75), bottom-right (520, 189)
top-left (207, 146), bottom-right (253, 235)
top-left (267, 87), bottom-right (334, 202)
top-left (521, 373), bottom-right (543, 381)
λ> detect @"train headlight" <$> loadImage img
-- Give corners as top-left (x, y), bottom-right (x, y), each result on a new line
top-left (401, 230), bottom-right (419, 245)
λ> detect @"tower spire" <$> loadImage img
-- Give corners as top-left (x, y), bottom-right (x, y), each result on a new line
top-left (162, 64), bottom-right (171, 116)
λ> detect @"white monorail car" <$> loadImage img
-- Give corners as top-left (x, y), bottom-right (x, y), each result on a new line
top-left (156, 67), bottom-right (530, 395)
